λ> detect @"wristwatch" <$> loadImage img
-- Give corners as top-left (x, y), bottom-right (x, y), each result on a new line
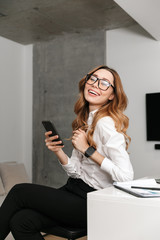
top-left (84, 146), bottom-right (96, 158)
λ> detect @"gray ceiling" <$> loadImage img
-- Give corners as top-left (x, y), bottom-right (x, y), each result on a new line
top-left (0, 0), bottom-right (136, 45)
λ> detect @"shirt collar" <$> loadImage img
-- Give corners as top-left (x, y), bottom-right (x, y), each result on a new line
top-left (88, 109), bottom-right (99, 118)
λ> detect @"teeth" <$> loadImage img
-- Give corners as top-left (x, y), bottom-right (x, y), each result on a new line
top-left (89, 90), bottom-right (98, 96)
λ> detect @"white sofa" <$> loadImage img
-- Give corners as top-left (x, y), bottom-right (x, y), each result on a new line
top-left (0, 162), bottom-right (30, 240)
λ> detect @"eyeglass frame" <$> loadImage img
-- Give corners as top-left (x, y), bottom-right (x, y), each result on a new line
top-left (85, 73), bottom-right (115, 91)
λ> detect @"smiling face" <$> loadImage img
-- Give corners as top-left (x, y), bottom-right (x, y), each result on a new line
top-left (84, 68), bottom-right (115, 112)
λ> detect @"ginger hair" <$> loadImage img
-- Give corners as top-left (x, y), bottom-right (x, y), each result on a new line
top-left (72, 65), bottom-right (131, 149)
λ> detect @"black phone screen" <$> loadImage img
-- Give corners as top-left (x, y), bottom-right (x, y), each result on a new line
top-left (42, 121), bottom-right (64, 146)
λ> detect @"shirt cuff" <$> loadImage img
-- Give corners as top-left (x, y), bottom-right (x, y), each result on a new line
top-left (100, 157), bottom-right (113, 173)
top-left (60, 157), bottom-right (72, 171)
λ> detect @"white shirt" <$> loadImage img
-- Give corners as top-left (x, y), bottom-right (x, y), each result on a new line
top-left (62, 110), bottom-right (134, 190)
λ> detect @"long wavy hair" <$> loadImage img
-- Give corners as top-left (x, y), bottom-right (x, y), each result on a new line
top-left (72, 65), bottom-right (131, 150)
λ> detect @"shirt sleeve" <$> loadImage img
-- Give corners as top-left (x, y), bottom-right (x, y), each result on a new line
top-left (61, 148), bottom-right (82, 178)
top-left (97, 117), bottom-right (134, 182)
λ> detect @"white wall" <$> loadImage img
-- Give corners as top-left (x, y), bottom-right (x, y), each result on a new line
top-left (114, 0), bottom-right (160, 41)
top-left (0, 36), bottom-right (32, 180)
top-left (106, 24), bottom-right (160, 178)
top-left (22, 45), bottom-right (33, 180)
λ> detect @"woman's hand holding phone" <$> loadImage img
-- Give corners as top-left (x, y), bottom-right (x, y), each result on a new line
top-left (42, 121), bottom-right (68, 165)
top-left (45, 131), bottom-right (64, 153)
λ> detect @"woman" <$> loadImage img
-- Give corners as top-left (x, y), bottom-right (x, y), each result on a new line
top-left (0, 65), bottom-right (133, 240)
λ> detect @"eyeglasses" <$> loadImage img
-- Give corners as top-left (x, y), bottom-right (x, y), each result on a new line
top-left (85, 74), bottom-right (115, 91)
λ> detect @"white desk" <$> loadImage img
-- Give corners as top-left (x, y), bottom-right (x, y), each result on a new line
top-left (88, 186), bottom-right (160, 240)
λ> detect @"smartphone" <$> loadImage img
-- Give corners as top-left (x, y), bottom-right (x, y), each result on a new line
top-left (42, 121), bottom-right (64, 146)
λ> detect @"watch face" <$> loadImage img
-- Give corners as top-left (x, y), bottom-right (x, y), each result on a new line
top-left (85, 146), bottom-right (96, 157)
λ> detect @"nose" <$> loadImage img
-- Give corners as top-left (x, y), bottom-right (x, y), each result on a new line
top-left (92, 80), bottom-right (99, 88)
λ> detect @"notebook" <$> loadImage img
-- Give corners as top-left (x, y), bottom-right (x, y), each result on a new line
top-left (113, 178), bottom-right (160, 198)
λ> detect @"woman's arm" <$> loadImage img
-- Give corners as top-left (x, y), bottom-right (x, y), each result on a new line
top-left (72, 129), bottom-right (104, 165)
top-left (45, 131), bottom-right (82, 178)
top-left (97, 117), bottom-right (134, 182)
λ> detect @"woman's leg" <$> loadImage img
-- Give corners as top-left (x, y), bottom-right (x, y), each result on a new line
top-left (10, 209), bottom-right (55, 240)
top-left (0, 183), bottom-right (86, 240)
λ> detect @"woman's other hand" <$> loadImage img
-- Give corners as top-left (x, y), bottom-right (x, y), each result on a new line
top-left (72, 129), bottom-right (89, 154)
top-left (45, 131), bottom-right (64, 153)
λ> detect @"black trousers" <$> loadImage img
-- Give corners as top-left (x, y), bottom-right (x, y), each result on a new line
top-left (0, 177), bottom-right (95, 240)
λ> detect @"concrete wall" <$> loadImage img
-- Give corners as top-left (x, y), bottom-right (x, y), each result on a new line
top-left (33, 30), bottom-right (106, 187)
top-left (0, 36), bottom-right (33, 180)
top-left (106, 24), bottom-right (160, 179)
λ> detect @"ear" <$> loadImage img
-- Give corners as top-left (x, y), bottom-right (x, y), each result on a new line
top-left (108, 93), bottom-right (114, 101)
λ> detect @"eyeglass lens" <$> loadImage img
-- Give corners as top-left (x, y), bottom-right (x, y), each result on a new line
top-left (87, 75), bottom-right (111, 90)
